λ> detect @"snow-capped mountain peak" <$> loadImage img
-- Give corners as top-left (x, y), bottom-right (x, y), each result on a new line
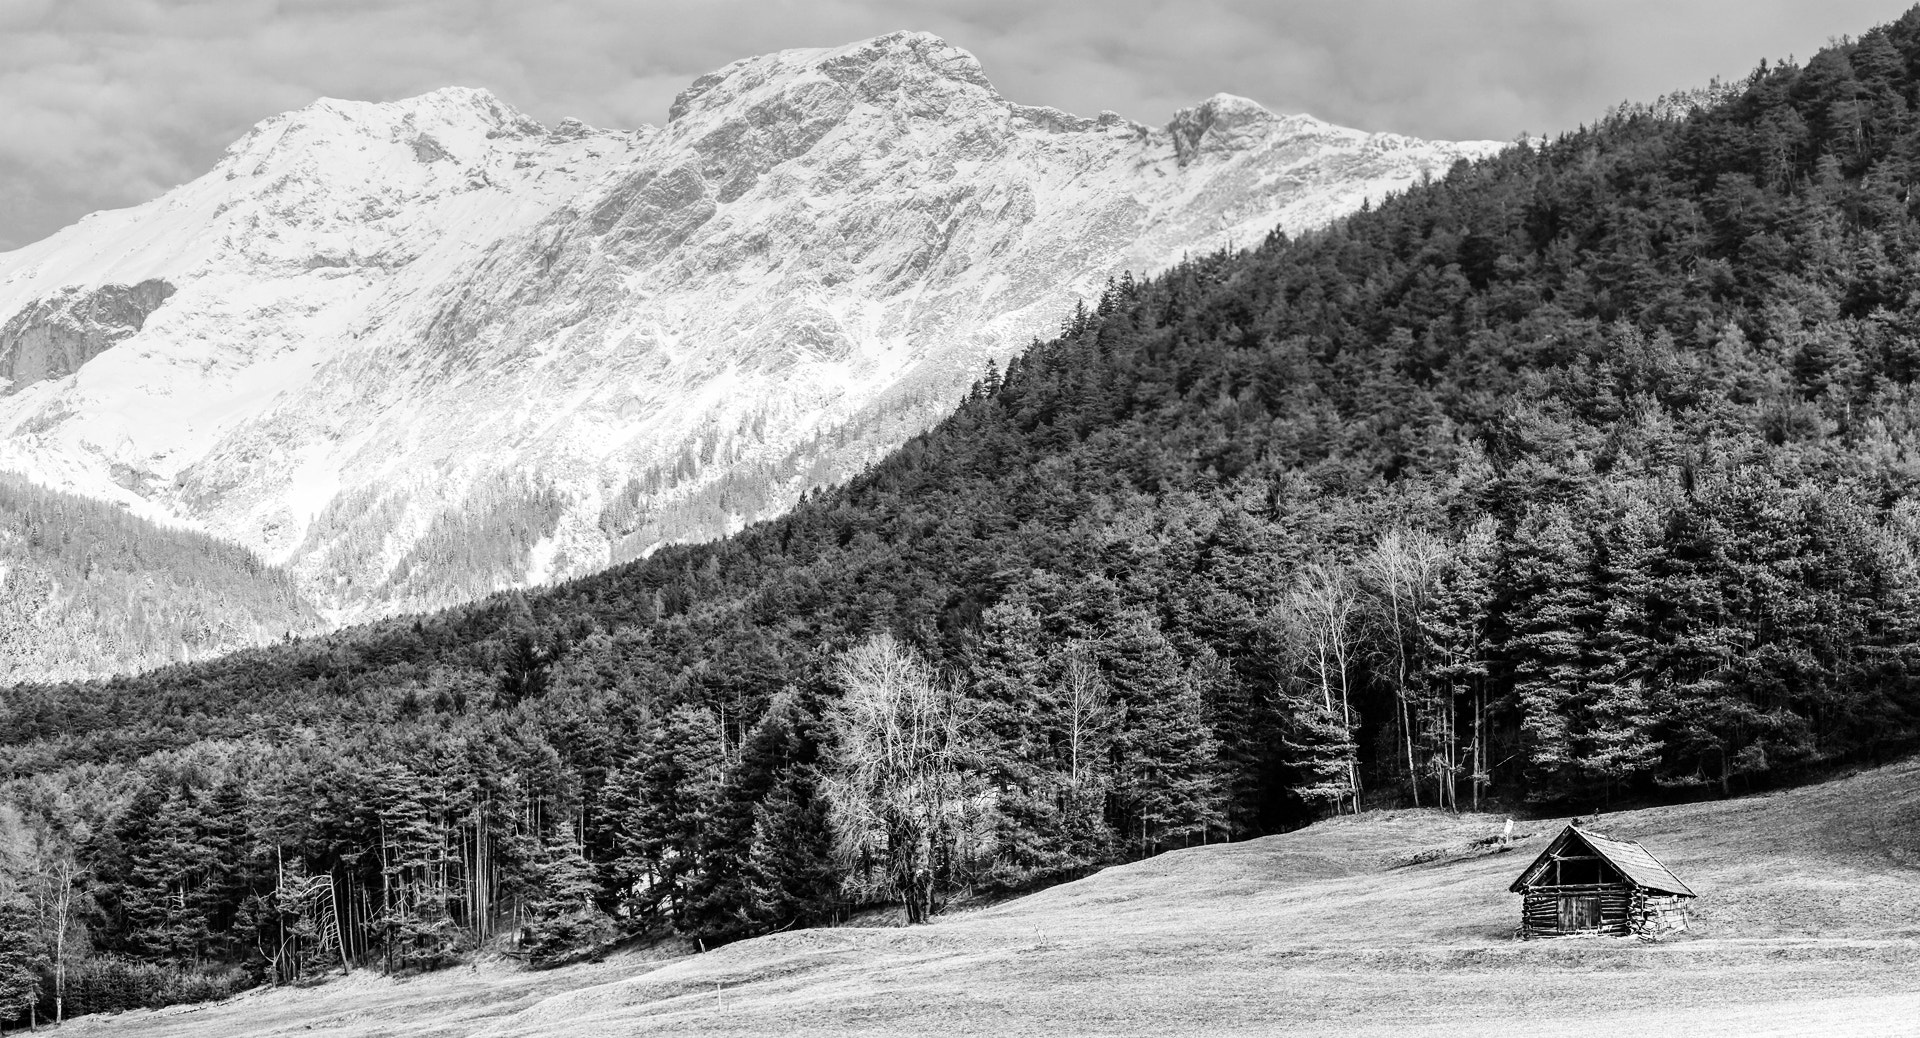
top-left (0, 32), bottom-right (1506, 642)
top-left (218, 89), bottom-right (536, 188)
top-left (668, 31), bottom-right (997, 125)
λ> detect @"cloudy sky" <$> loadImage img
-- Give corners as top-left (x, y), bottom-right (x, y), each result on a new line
top-left (2, 0), bottom-right (1913, 250)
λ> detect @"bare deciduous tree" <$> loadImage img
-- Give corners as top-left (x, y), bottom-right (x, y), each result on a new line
top-left (824, 635), bottom-right (974, 924)
top-left (0, 802), bottom-right (85, 1026)
top-left (1359, 530), bottom-right (1451, 810)
top-left (1280, 562), bottom-right (1362, 814)
top-left (1059, 643), bottom-right (1114, 826)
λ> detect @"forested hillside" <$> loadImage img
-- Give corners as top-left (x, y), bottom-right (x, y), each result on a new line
top-left (0, 473), bottom-right (318, 684)
top-left (10, 10), bottom-right (1920, 1025)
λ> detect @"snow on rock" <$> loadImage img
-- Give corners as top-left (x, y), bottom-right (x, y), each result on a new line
top-left (0, 31), bottom-right (1506, 623)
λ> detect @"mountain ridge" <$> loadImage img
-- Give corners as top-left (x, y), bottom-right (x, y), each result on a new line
top-left (0, 30), bottom-right (1504, 657)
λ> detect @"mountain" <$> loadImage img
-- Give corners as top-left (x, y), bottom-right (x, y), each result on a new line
top-left (0, 31), bottom-right (1503, 628)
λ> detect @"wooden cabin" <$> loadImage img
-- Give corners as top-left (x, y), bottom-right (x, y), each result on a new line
top-left (1509, 824), bottom-right (1695, 939)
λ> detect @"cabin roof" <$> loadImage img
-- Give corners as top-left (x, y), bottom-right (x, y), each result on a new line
top-left (1508, 824), bottom-right (1695, 897)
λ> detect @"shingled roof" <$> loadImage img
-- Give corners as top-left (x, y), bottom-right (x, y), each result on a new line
top-left (1508, 824), bottom-right (1696, 897)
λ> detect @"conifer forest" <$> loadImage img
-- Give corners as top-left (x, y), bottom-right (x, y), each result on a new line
top-left (10, 10), bottom-right (1920, 1026)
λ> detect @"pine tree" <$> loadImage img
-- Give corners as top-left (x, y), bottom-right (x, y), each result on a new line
top-left (968, 598), bottom-right (1076, 888)
top-left (0, 892), bottom-right (44, 1030)
top-left (121, 784), bottom-right (224, 965)
top-left (1425, 518), bottom-right (1498, 810)
top-left (1580, 497), bottom-right (1666, 804)
top-left (1651, 484), bottom-right (1757, 795)
top-left (609, 704), bottom-right (726, 931)
top-left (737, 690), bottom-right (839, 931)
top-left (519, 841), bottom-right (611, 965)
top-left (1099, 612), bottom-right (1223, 855)
top-left (1503, 505), bottom-right (1601, 803)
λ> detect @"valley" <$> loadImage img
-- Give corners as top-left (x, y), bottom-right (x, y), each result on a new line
top-left (61, 757), bottom-right (1920, 1038)
top-left (9, 10), bottom-right (1920, 1036)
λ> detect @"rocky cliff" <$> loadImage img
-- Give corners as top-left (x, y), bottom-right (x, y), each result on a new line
top-left (1, 279), bottom-right (175, 394)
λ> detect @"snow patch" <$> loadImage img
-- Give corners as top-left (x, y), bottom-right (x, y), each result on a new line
top-left (525, 534), bottom-right (560, 587)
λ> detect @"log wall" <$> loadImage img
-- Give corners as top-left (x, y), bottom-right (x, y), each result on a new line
top-left (1519, 885), bottom-right (1695, 939)
top-left (1519, 883), bottom-right (1633, 938)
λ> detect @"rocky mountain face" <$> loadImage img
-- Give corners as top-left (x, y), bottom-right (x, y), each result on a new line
top-left (0, 31), bottom-right (1503, 631)
top-left (1, 279), bottom-right (175, 394)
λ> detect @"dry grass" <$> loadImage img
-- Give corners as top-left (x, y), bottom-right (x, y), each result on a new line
top-left (64, 757), bottom-right (1920, 1037)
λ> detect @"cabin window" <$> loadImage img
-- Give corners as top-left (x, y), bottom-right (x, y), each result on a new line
top-left (1558, 895), bottom-right (1600, 930)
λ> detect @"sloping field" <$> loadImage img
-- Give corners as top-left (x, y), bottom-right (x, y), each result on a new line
top-left (70, 758), bottom-right (1920, 1037)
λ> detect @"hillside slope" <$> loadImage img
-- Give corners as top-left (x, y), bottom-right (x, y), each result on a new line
top-left (0, 473), bottom-right (317, 682)
top-left (0, 31), bottom-right (1500, 632)
top-left (65, 756), bottom-right (1920, 1038)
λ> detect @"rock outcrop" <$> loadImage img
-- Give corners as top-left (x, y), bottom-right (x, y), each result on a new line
top-left (1, 280), bottom-right (174, 393)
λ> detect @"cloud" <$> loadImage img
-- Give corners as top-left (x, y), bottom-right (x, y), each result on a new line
top-left (2, 0), bottom-right (1914, 249)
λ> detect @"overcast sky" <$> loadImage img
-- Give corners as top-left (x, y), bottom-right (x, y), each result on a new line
top-left (2, 0), bottom-right (1914, 251)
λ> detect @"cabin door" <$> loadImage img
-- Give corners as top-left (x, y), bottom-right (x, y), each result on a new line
top-left (1558, 895), bottom-right (1600, 930)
